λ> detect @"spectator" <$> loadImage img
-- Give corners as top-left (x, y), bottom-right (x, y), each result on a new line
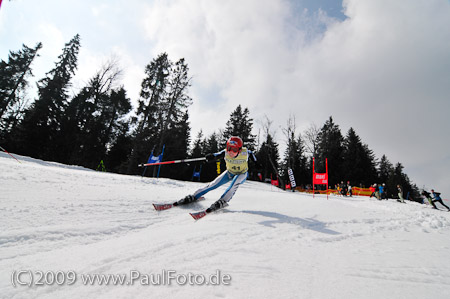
top-left (377, 184), bottom-right (384, 200)
top-left (397, 185), bottom-right (405, 203)
top-left (340, 181), bottom-right (347, 197)
top-left (381, 183), bottom-right (387, 200)
top-left (370, 184), bottom-right (377, 198)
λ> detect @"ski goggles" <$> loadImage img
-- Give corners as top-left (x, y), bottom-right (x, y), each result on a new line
top-left (227, 146), bottom-right (241, 153)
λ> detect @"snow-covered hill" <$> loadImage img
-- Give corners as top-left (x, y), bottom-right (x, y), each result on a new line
top-left (1, 152), bottom-right (450, 299)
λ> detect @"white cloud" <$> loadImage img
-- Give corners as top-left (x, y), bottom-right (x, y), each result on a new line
top-left (141, 0), bottom-right (296, 129)
top-left (292, 0), bottom-right (450, 191)
top-left (141, 0), bottom-right (450, 195)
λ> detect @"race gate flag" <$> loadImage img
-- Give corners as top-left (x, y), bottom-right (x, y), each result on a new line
top-left (142, 145), bottom-right (165, 178)
top-left (312, 157), bottom-right (329, 199)
top-left (148, 154), bottom-right (163, 164)
top-left (288, 168), bottom-right (297, 189)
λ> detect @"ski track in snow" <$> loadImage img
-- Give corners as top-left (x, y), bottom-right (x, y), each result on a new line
top-left (1, 152), bottom-right (450, 299)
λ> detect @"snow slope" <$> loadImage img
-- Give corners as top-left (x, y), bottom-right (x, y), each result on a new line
top-left (1, 152), bottom-right (450, 299)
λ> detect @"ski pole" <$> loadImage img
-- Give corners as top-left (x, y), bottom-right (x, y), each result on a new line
top-left (138, 157), bottom-right (206, 167)
top-left (0, 145), bottom-right (21, 163)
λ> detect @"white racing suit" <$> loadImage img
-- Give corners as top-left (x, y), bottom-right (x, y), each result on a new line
top-left (184, 147), bottom-right (256, 212)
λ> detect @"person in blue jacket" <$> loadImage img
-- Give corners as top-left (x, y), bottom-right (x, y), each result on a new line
top-left (378, 183), bottom-right (385, 200)
top-left (430, 189), bottom-right (450, 211)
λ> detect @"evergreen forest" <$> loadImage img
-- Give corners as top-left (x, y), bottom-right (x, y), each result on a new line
top-left (0, 35), bottom-right (420, 199)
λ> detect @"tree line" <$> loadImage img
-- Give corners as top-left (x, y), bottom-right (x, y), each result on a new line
top-left (0, 34), bottom-right (419, 199)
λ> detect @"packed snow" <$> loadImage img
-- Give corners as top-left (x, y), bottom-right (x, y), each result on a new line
top-left (1, 152), bottom-right (450, 299)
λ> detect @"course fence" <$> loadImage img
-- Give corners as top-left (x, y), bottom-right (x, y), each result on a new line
top-left (293, 186), bottom-right (449, 202)
top-left (295, 186), bottom-right (373, 196)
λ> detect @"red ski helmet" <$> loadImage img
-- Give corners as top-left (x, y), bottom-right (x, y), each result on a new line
top-left (226, 136), bottom-right (243, 153)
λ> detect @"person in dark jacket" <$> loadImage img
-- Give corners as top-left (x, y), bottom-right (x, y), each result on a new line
top-left (421, 190), bottom-right (437, 208)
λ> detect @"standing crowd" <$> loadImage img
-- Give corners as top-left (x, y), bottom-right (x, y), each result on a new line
top-left (334, 181), bottom-right (449, 211)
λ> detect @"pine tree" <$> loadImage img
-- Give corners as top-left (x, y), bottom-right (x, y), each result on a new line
top-left (384, 162), bottom-right (420, 199)
top-left (127, 53), bottom-right (192, 176)
top-left (159, 111), bottom-right (191, 180)
top-left (343, 128), bottom-right (377, 187)
top-left (256, 134), bottom-right (281, 184)
top-left (157, 59), bottom-right (192, 179)
top-left (193, 132), bottom-right (221, 182)
top-left (291, 134), bottom-right (309, 187)
top-left (127, 53), bottom-right (171, 174)
top-left (316, 116), bottom-right (345, 186)
top-left (105, 121), bottom-right (133, 174)
top-left (191, 130), bottom-right (205, 158)
top-left (378, 155), bottom-right (393, 184)
top-left (204, 133), bottom-right (220, 154)
top-left (223, 105), bottom-right (256, 149)
top-left (0, 42), bottom-right (42, 141)
top-left (157, 58), bottom-right (192, 150)
top-left (64, 59), bottom-right (131, 168)
top-left (361, 144), bottom-right (378, 186)
top-left (13, 34), bottom-right (80, 161)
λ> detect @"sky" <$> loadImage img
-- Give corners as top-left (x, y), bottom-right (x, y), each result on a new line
top-left (1, 0), bottom-right (450, 196)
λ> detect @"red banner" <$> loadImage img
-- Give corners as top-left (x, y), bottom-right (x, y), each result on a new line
top-left (313, 173), bottom-right (328, 185)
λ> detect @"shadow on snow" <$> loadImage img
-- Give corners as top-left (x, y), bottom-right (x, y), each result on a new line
top-left (238, 210), bottom-right (340, 235)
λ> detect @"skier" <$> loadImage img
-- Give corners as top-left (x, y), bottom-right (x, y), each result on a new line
top-left (430, 189), bottom-right (450, 211)
top-left (421, 190), bottom-right (437, 209)
top-left (397, 184), bottom-right (405, 203)
top-left (173, 136), bottom-right (257, 214)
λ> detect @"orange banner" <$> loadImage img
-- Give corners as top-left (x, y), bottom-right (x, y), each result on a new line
top-left (295, 187), bottom-right (373, 196)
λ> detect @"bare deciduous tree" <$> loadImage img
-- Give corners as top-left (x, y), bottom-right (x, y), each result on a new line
top-left (304, 123), bottom-right (320, 156)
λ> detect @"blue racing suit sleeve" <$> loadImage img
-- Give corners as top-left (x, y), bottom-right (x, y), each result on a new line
top-left (214, 149), bottom-right (225, 158)
top-left (206, 149), bottom-right (225, 162)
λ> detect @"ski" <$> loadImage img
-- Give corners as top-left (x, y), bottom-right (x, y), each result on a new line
top-left (190, 210), bottom-right (209, 220)
top-left (190, 202), bottom-right (228, 220)
top-left (153, 203), bottom-right (173, 211)
top-left (153, 196), bottom-right (205, 211)
top-left (431, 207), bottom-right (450, 212)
